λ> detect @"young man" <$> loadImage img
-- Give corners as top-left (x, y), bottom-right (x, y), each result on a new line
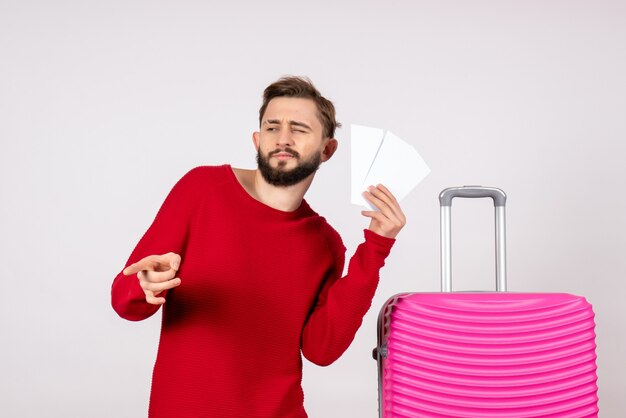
top-left (111, 76), bottom-right (406, 418)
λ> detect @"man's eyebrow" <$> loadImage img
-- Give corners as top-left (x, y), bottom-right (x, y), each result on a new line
top-left (263, 119), bottom-right (312, 130)
top-left (289, 120), bottom-right (312, 130)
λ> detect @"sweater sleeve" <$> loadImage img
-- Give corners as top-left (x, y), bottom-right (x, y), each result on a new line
top-left (111, 167), bottom-right (202, 321)
top-left (301, 228), bottom-right (395, 366)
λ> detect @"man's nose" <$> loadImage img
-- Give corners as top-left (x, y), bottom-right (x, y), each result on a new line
top-left (276, 127), bottom-right (294, 146)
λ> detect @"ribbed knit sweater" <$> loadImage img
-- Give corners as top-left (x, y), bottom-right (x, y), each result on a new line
top-left (111, 165), bottom-right (395, 418)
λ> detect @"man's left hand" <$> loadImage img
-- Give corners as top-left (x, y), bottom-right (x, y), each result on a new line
top-left (361, 184), bottom-right (406, 239)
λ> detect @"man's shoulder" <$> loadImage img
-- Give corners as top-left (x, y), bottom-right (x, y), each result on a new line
top-left (305, 213), bottom-right (345, 254)
top-left (175, 164), bottom-right (232, 187)
top-left (166, 165), bottom-right (232, 201)
top-left (181, 164), bottom-right (231, 180)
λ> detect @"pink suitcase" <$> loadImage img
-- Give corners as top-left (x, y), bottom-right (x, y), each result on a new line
top-left (374, 187), bottom-right (598, 417)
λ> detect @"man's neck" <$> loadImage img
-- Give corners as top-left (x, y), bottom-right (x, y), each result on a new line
top-left (233, 168), bottom-right (314, 212)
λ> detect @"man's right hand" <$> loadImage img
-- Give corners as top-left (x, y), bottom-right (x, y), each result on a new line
top-left (123, 252), bottom-right (182, 305)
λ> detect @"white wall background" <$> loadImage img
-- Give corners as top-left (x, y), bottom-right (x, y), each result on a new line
top-left (1, 0), bottom-right (625, 416)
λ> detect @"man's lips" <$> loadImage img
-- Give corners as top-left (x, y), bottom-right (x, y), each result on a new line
top-left (269, 149), bottom-right (299, 159)
top-left (273, 152), bottom-right (295, 159)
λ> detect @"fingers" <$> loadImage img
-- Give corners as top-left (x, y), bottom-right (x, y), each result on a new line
top-left (121, 252), bottom-right (182, 305)
top-left (138, 268), bottom-right (178, 284)
top-left (361, 184), bottom-right (407, 239)
top-left (168, 253), bottom-right (181, 271)
top-left (363, 185), bottom-right (406, 222)
top-left (123, 252), bottom-right (181, 275)
top-left (145, 290), bottom-right (166, 305)
top-left (138, 270), bottom-right (182, 295)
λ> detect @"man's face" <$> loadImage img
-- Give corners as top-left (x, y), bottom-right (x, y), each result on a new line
top-left (254, 97), bottom-right (334, 187)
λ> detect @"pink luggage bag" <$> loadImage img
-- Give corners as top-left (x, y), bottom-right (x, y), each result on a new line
top-left (373, 187), bottom-right (598, 417)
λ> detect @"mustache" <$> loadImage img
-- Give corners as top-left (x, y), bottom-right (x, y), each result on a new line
top-left (268, 148), bottom-right (300, 158)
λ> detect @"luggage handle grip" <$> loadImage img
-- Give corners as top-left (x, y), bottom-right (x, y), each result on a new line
top-left (439, 186), bottom-right (507, 292)
top-left (439, 186), bottom-right (506, 207)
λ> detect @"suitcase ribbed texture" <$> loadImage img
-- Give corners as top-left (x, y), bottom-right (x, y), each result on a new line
top-left (381, 293), bottom-right (598, 417)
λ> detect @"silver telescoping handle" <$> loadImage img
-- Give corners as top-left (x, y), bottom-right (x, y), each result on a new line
top-left (439, 186), bottom-right (508, 292)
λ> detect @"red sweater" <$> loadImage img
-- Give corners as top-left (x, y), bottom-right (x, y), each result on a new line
top-left (111, 165), bottom-right (395, 418)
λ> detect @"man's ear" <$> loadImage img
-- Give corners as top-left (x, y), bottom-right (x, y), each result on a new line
top-left (252, 131), bottom-right (260, 151)
top-left (321, 138), bottom-right (338, 162)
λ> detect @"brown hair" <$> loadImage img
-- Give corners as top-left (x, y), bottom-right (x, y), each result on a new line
top-left (259, 76), bottom-right (341, 139)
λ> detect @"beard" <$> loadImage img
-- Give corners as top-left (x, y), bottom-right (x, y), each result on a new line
top-left (256, 147), bottom-right (322, 187)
